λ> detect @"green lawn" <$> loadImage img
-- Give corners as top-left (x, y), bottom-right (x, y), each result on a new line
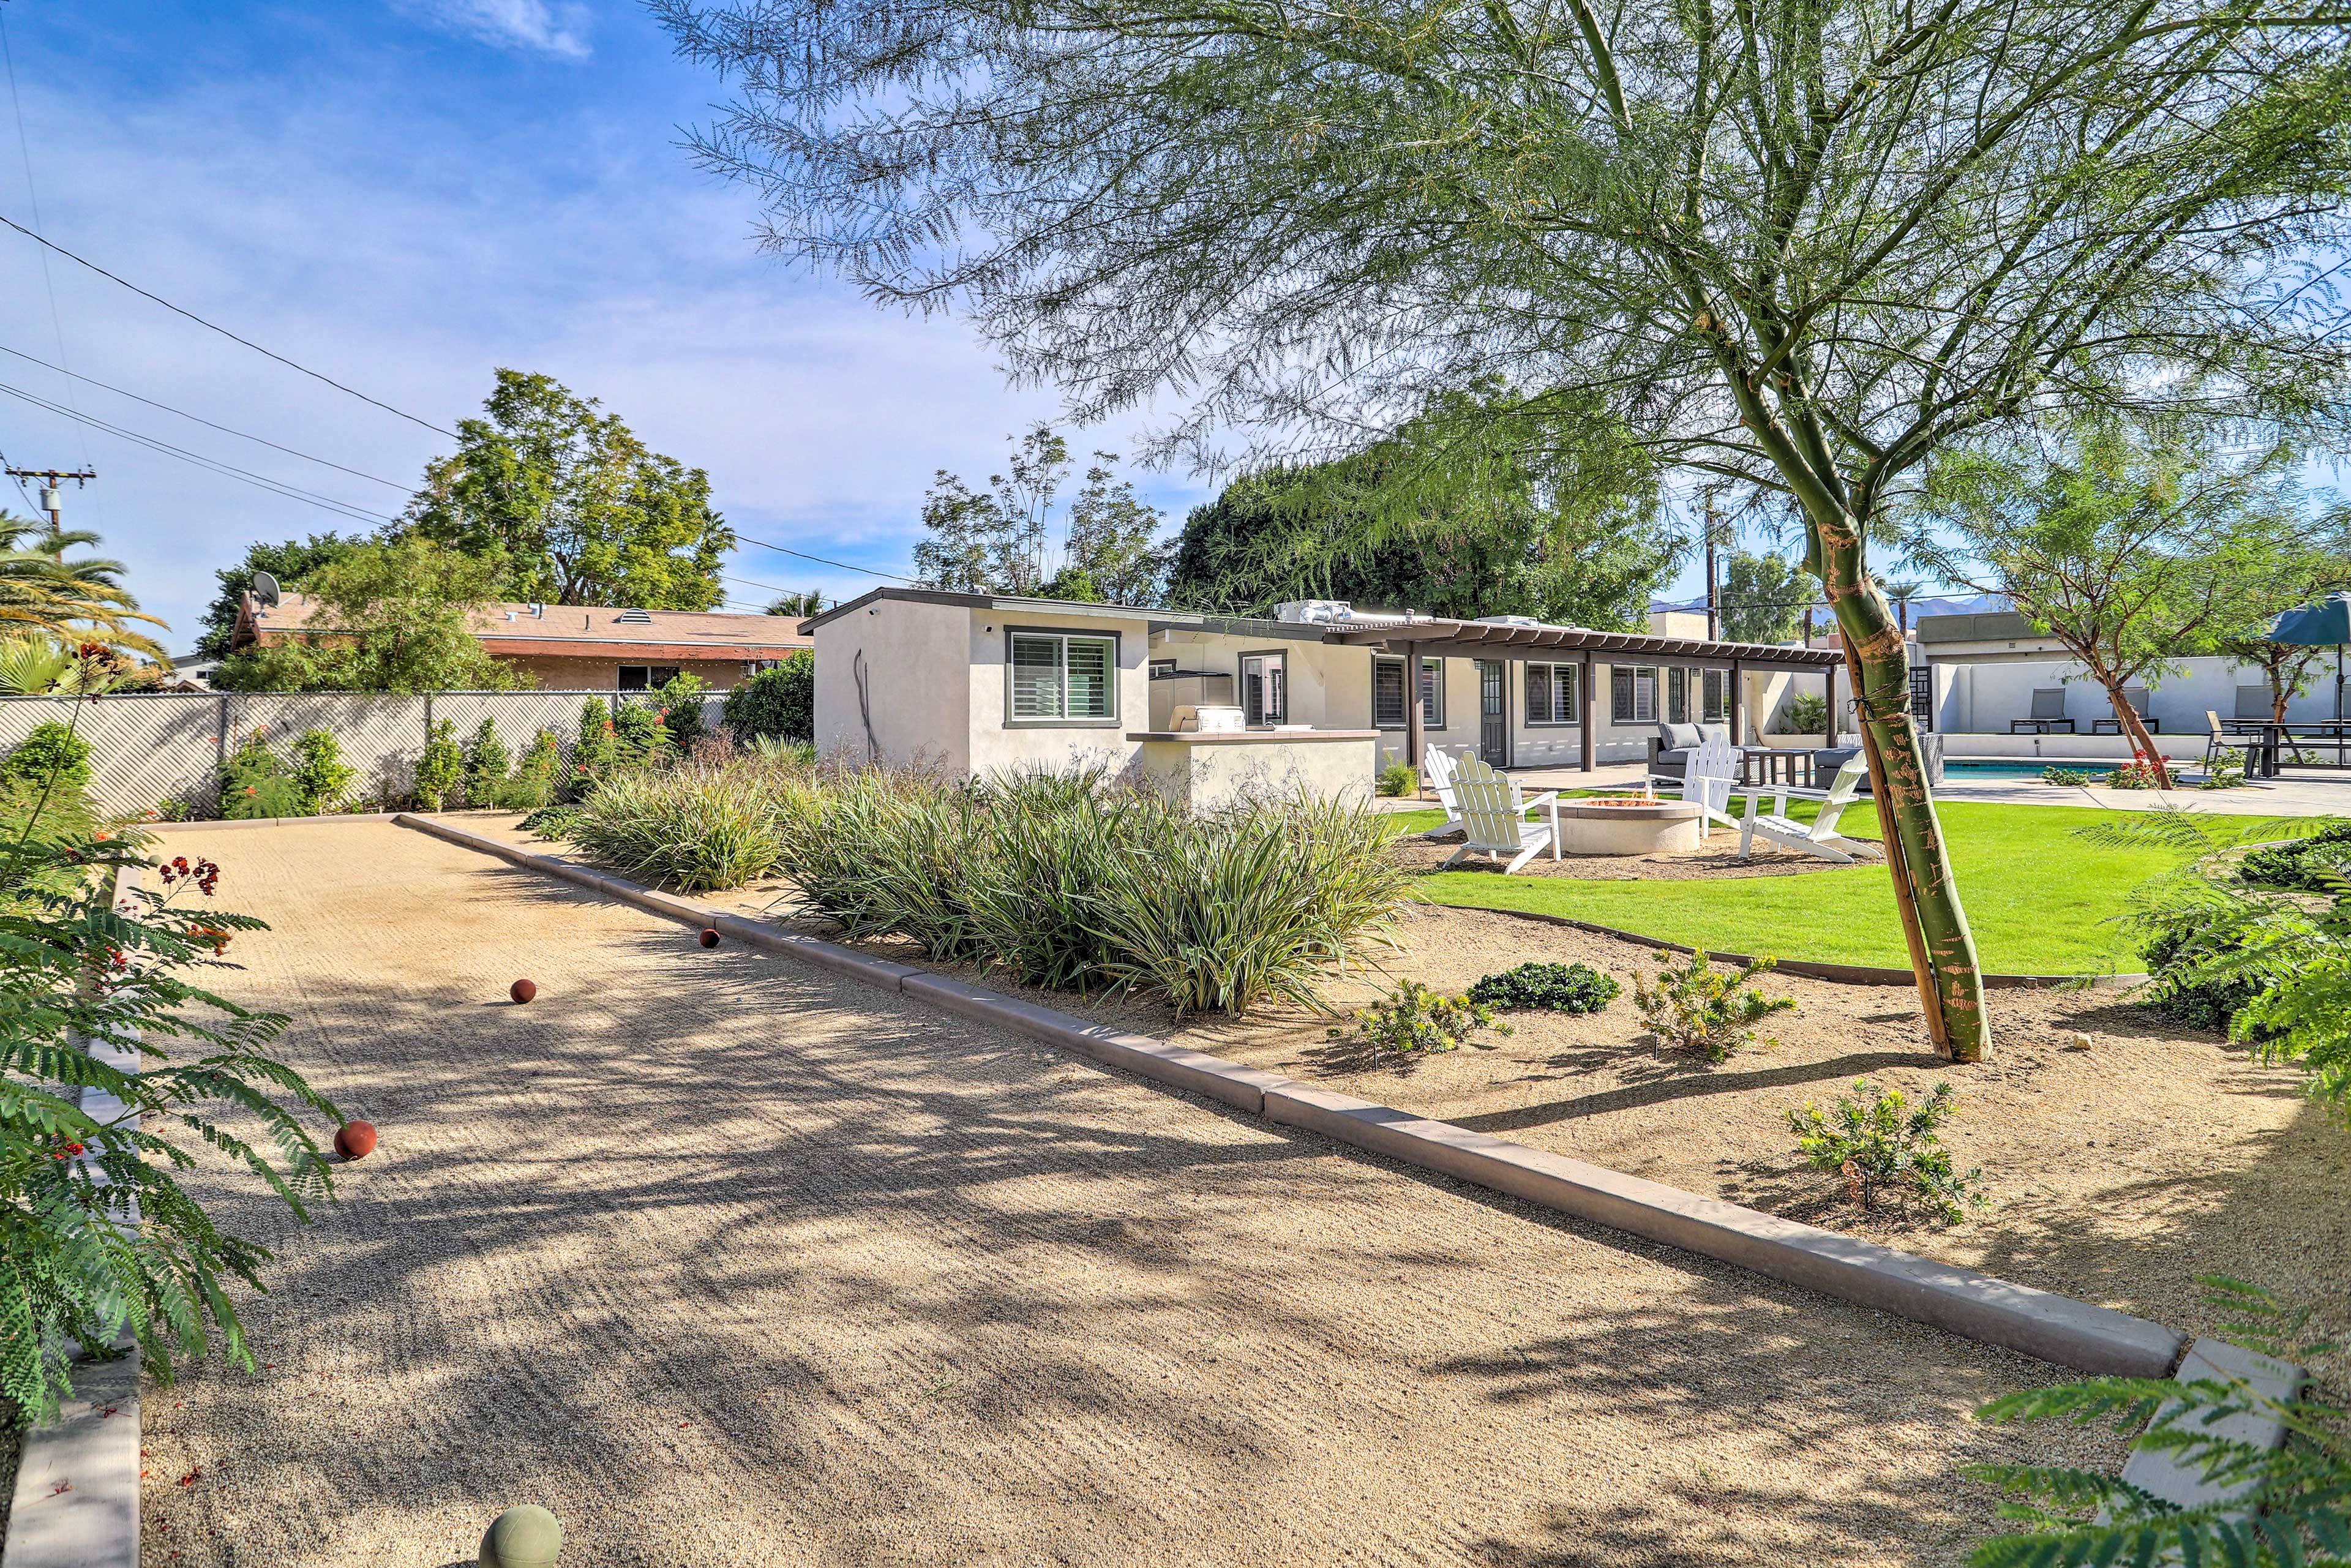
top-left (1395, 800), bottom-right (2280, 975)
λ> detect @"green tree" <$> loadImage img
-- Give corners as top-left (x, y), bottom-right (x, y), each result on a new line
top-left (1911, 416), bottom-right (2336, 788)
top-left (721, 654), bottom-right (814, 741)
top-left (765, 590), bottom-right (825, 618)
top-left (1720, 551), bottom-right (1807, 645)
top-left (915, 425), bottom-right (1165, 601)
top-left (212, 540), bottom-right (524, 694)
top-left (400, 369), bottom-right (733, 610)
top-left (0, 515), bottom-right (169, 664)
top-left (658, 0), bottom-right (2351, 1060)
top-left (193, 533), bottom-right (362, 659)
top-left (571, 698), bottom-right (618, 796)
top-left (290, 729), bottom-right (358, 815)
top-left (413, 719), bottom-right (465, 810)
top-left (656, 671), bottom-right (710, 752)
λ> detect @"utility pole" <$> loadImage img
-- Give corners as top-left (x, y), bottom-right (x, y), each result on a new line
top-left (1703, 496), bottom-right (1721, 641)
top-left (5, 466), bottom-right (95, 527)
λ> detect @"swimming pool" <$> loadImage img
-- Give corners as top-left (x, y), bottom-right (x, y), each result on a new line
top-left (1943, 758), bottom-right (2090, 781)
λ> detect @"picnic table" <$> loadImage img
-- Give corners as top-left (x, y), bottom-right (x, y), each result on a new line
top-left (2224, 719), bottom-right (2351, 778)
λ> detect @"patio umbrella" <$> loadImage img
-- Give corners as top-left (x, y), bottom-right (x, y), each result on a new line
top-left (2266, 590), bottom-right (2351, 721)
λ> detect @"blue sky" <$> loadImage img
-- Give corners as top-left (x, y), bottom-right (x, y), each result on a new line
top-left (0, 0), bottom-right (1228, 648)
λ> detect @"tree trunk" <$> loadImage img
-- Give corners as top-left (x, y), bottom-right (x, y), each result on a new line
top-left (2102, 683), bottom-right (2171, 787)
top-left (1817, 528), bottom-right (1990, 1062)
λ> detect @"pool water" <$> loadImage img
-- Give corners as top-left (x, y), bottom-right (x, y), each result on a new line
top-left (1943, 758), bottom-right (2093, 781)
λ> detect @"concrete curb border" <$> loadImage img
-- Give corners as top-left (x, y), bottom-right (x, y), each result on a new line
top-left (143, 812), bottom-right (407, 833)
top-left (2121, 1337), bottom-right (2305, 1509)
top-left (4, 866), bottom-right (145, 1568)
top-left (388, 812), bottom-right (2185, 1376)
top-left (1455, 903), bottom-right (2147, 989)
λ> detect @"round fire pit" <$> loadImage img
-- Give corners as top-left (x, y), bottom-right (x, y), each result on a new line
top-left (1554, 797), bottom-right (1704, 857)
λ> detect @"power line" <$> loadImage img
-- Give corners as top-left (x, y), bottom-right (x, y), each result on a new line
top-left (0, 378), bottom-right (398, 527)
top-left (0, 212), bottom-right (457, 438)
top-left (0, 342), bottom-right (413, 490)
top-left (733, 533), bottom-right (917, 582)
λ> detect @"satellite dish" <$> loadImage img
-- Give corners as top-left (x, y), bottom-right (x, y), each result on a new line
top-left (250, 571), bottom-right (281, 607)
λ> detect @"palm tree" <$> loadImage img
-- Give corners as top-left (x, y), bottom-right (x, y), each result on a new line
top-left (765, 589), bottom-right (825, 619)
top-left (0, 514), bottom-right (168, 662)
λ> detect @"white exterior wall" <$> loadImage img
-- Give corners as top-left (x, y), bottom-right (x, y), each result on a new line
top-left (811, 596), bottom-right (973, 771)
top-left (1929, 652), bottom-right (2346, 738)
top-left (967, 607), bottom-right (1152, 777)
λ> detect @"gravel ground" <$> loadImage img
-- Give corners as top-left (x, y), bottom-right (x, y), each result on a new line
top-left (138, 819), bottom-right (2124, 1568)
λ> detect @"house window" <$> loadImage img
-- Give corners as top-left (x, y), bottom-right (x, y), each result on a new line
top-left (1666, 666), bottom-right (1690, 723)
top-left (1701, 668), bottom-right (1728, 722)
top-left (1240, 651), bottom-right (1287, 725)
top-left (1007, 630), bottom-right (1118, 723)
top-left (1610, 664), bottom-right (1657, 724)
top-left (1373, 655), bottom-right (1445, 729)
top-left (1149, 658), bottom-right (1177, 678)
top-left (618, 664), bottom-right (681, 691)
top-left (1524, 662), bottom-right (1580, 726)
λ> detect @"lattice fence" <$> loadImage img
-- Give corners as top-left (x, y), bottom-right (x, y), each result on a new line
top-left (0, 690), bottom-right (727, 817)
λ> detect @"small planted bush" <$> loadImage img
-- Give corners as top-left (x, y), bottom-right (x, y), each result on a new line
top-left (656, 671), bottom-right (710, 752)
top-left (1775, 692), bottom-right (1830, 734)
top-left (462, 717), bottom-right (511, 808)
top-left (1375, 760), bottom-right (1415, 797)
top-left (566, 760), bottom-right (792, 891)
top-left (290, 728), bottom-right (356, 815)
top-left (613, 700), bottom-right (671, 767)
top-left (220, 733), bottom-right (303, 820)
top-left (519, 801), bottom-right (586, 840)
top-left (2, 720), bottom-right (91, 795)
top-left (1787, 1078), bottom-right (1983, 1225)
top-left (1631, 950), bottom-right (1794, 1062)
top-left (2041, 765), bottom-right (2101, 786)
top-left (1335, 979), bottom-right (1507, 1055)
top-left (2238, 820), bottom-right (2351, 892)
top-left (413, 719), bottom-right (465, 810)
top-left (1469, 961), bottom-right (1620, 1014)
top-left (572, 698), bottom-right (619, 795)
top-left (509, 729), bottom-right (563, 810)
top-left (722, 652), bottom-right (814, 742)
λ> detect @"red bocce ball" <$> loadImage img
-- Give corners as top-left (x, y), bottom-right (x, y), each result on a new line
top-left (511, 978), bottom-right (537, 1004)
top-left (335, 1120), bottom-right (377, 1160)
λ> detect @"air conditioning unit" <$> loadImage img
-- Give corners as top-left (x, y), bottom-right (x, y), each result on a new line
top-left (1273, 600), bottom-right (1353, 624)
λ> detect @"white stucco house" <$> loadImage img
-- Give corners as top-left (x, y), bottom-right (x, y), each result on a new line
top-left (800, 588), bottom-right (1842, 801)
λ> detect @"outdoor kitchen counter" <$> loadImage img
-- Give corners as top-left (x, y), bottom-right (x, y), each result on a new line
top-left (1127, 730), bottom-right (1382, 809)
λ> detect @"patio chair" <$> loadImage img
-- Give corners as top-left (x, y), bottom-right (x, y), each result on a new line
top-left (2207, 708), bottom-right (2268, 773)
top-left (2010, 688), bottom-right (2076, 734)
top-left (1648, 733), bottom-right (1741, 838)
top-left (1738, 756), bottom-right (1877, 863)
top-left (1439, 755), bottom-right (1561, 875)
top-left (2091, 687), bottom-right (2161, 735)
top-left (1419, 745), bottom-right (1467, 838)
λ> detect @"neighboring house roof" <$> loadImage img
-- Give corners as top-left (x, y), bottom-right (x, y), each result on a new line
top-left (238, 593), bottom-right (813, 662)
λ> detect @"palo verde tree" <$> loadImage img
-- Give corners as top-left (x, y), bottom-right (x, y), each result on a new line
top-left (654, 0), bottom-right (2351, 1059)
top-left (1910, 416), bottom-right (2337, 788)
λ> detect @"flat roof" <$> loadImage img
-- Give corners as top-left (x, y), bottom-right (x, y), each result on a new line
top-left (806, 588), bottom-right (1839, 667)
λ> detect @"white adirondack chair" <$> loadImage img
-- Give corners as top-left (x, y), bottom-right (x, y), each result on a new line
top-left (1439, 756), bottom-right (1561, 875)
top-left (1420, 745), bottom-right (1468, 839)
top-left (1648, 733), bottom-right (1742, 839)
top-left (1738, 756), bottom-right (1877, 863)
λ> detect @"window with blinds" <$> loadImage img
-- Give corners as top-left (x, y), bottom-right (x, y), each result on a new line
top-left (1373, 656), bottom-right (1445, 728)
top-left (1008, 632), bottom-right (1117, 721)
top-left (1610, 665), bottom-right (1657, 723)
top-left (1524, 662), bottom-right (1579, 724)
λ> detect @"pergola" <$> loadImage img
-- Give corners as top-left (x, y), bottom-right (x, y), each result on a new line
top-left (1322, 617), bottom-right (1847, 768)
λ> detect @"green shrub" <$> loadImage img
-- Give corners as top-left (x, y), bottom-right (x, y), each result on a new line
top-left (572, 699), bottom-right (618, 797)
top-left (566, 759), bottom-right (793, 891)
top-left (1787, 1077), bottom-right (1982, 1224)
top-left (613, 700), bottom-right (670, 767)
top-left (289, 729), bottom-right (356, 815)
top-left (749, 733), bottom-right (816, 764)
top-left (0, 827), bottom-right (339, 1421)
top-left (413, 719), bottom-right (465, 810)
top-left (2198, 753), bottom-right (2247, 790)
top-left (1469, 961), bottom-right (1620, 1014)
top-left (509, 729), bottom-right (563, 809)
top-left (656, 672), bottom-right (710, 752)
top-left (462, 717), bottom-right (511, 807)
top-left (722, 652), bottom-right (814, 742)
top-left (2, 721), bottom-right (91, 795)
top-left (1630, 950), bottom-right (1794, 1061)
top-left (2238, 820), bottom-right (2351, 891)
top-left (2104, 756), bottom-right (2164, 789)
top-left (1375, 760), bottom-right (1415, 797)
top-left (2136, 906), bottom-right (2268, 1030)
top-left (2041, 765), bottom-right (2101, 786)
top-left (1775, 692), bottom-right (1830, 734)
top-left (519, 801), bottom-right (585, 840)
top-left (768, 766), bottom-right (1409, 1016)
top-left (1336, 979), bottom-right (1507, 1054)
top-left (220, 734), bottom-right (303, 820)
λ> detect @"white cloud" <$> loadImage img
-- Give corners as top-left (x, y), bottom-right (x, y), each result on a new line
top-left (396, 0), bottom-right (593, 59)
